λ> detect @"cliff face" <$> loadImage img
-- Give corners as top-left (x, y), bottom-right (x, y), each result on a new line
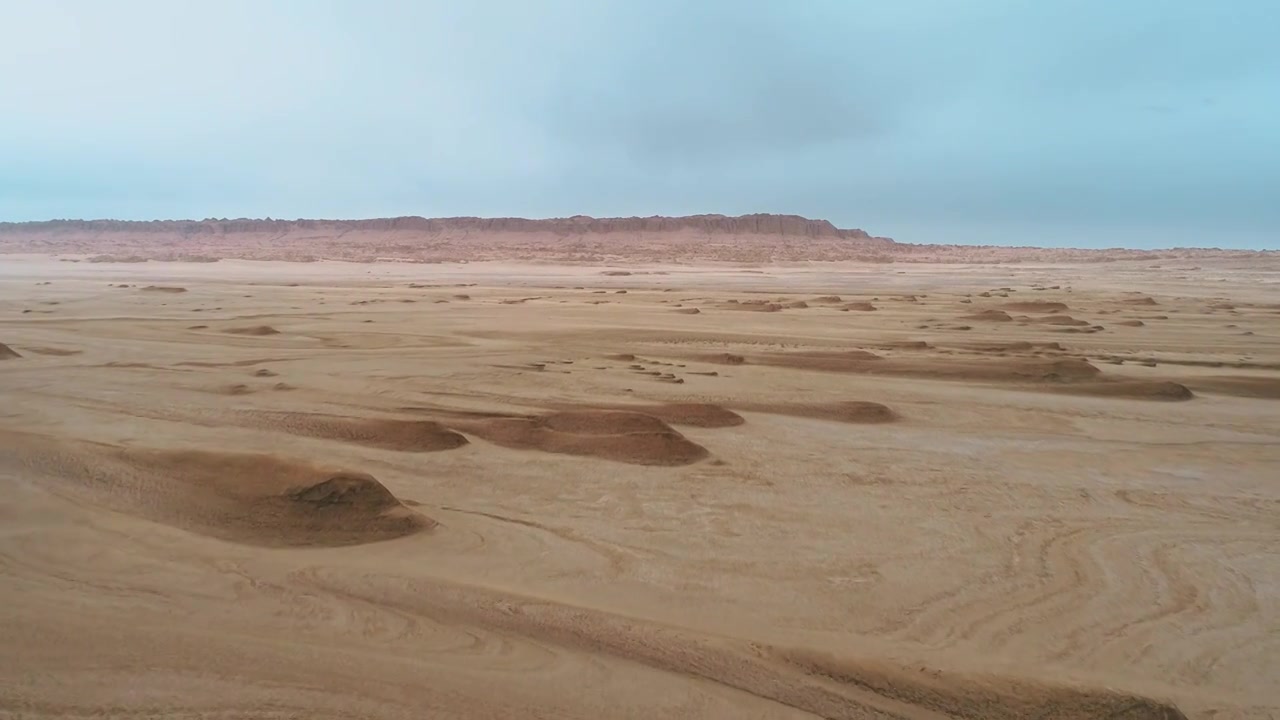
top-left (0, 214), bottom-right (875, 238)
top-left (0, 214), bottom-right (896, 262)
top-left (0, 214), bottom-right (1269, 263)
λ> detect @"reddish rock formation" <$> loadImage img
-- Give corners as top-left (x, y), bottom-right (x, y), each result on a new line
top-left (0, 214), bottom-right (1271, 264)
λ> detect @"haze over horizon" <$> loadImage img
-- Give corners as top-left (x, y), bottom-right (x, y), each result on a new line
top-left (2, 1), bottom-right (1277, 250)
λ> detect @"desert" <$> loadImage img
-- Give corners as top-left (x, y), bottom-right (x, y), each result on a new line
top-left (0, 216), bottom-right (1277, 719)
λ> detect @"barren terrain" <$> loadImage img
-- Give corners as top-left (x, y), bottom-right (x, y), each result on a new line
top-left (2, 252), bottom-right (1278, 719)
top-left (2, 214), bottom-right (1273, 263)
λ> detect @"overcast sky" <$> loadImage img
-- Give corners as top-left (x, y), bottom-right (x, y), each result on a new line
top-left (2, 1), bottom-right (1277, 248)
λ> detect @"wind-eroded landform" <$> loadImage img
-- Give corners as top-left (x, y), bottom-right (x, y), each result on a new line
top-left (1, 219), bottom-right (1278, 719)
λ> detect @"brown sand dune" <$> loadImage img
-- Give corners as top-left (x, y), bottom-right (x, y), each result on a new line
top-left (1052, 380), bottom-right (1195, 401)
top-left (739, 400), bottom-right (898, 423)
top-left (962, 309), bottom-right (1014, 322)
top-left (701, 352), bottom-right (748, 365)
top-left (141, 285), bottom-right (187, 293)
top-left (812, 295), bottom-right (844, 303)
top-left (1116, 319), bottom-right (1146, 327)
top-left (777, 649), bottom-right (1187, 720)
top-left (1024, 315), bottom-right (1091, 326)
top-left (673, 307), bottom-right (701, 314)
top-left (175, 357), bottom-right (286, 368)
top-left (1124, 296), bottom-right (1160, 305)
top-left (755, 349), bottom-right (884, 372)
top-left (1, 257), bottom-right (1274, 719)
top-left (702, 349), bottom-right (1102, 385)
top-left (451, 410), bottom-right (707, 465)
top-left (587, 403), bottom-right (745, 428)
top-left (0, 431), bottom-right (430, 547)
top-left (239, 411), bottom-right (469, 452)
top-left (948, 341), bottom-right (1036, 352)
top-left (1004, 301), bottom-right (1070, 313)
top-left (0, 342), bottom-right (22, 359)
top-left (722, 301), bottom-right (784, 312)
top-left (298, 570), bottom-right (1187, 720)
top-left (224, 325), bottom-right (280, 336)
top-left (19, 346), bottom-right (82, 356)
top-left (841, 301), bottom-right (878, 311)
top-left (1183, 376), bottom-right (1280, 399)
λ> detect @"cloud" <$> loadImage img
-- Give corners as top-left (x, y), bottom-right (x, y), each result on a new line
top-left (0, 0), bottom-right (1277, 248)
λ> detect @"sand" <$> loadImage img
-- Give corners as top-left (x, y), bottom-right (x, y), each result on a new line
top-left (1, 254), bottom-right (1278, 719)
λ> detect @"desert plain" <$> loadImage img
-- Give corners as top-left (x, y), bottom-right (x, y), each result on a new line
top-left (1, 220), bottom-right (1278, 719)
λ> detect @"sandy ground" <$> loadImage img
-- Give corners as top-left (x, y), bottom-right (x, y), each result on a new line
top-left (1, 255), bottom-right (1277, 719)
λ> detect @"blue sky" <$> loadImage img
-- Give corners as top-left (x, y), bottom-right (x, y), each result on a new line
top-left (1, 1), bottom-right (1277, 248)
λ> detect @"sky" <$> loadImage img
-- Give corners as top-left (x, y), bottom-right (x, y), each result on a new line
top-left (1, 1), bottom-right (1277, 249)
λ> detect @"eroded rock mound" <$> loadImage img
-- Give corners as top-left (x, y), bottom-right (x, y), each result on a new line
top-left (241, 412), bottom-right (469, 452)
top-left (224, 325), bottom-right (280, 336)
top-left (0, 432), bottom-right (431, 547)
top-left (1005, 301), bottom-right (1069, 313)
top-left (454, 410), bottom-right (708, 465)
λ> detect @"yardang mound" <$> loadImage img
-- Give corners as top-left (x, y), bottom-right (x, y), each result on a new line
top-left (740, 401), bottom-right (899, 423)
top-left (224, 325), bottom-right (280, 336)
top-left (240, 411), bottom-right (469, 452)
top-left (450, 410), bottom-right (708, 466)
top-left (587, 403), bottom-right (745, 428)
top-left (0, 431), bottom-right (431, 547)
top-left (1005, 301), bottom-right (1069, 313)
top-left (962, 310), bottom-right (1014, 322)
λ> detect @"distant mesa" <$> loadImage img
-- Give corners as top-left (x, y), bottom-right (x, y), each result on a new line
top-left (2, 214), bottom-right (1266, 262)
top-left (141, 285), bottom-right (187, 293)
top-left (840, 302), bottom-right (877, 311)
